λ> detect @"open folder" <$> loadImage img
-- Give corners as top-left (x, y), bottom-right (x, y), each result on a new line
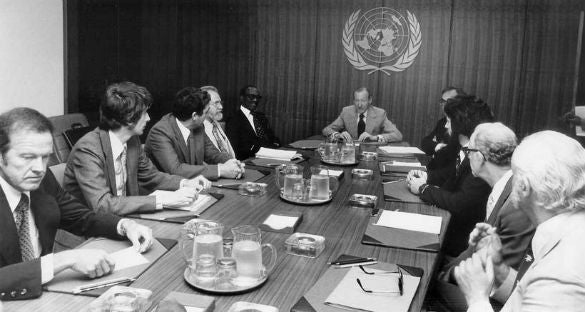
top-left (212, 168), bottom-right (269, 189)
top-left (128, 192), bottom-right (223, 223)
top-left (291, 262), bottom-right (423, 312)
top-left (45, 237), bottom-right (173, 296)
top-left (382, 180), bottom-right (425, 204)
top-left (362, 211), bottom-right (441, 252)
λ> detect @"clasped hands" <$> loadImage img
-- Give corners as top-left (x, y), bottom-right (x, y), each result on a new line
top-left (406, 170), bottom-right (427, 194)
top-left (219, 159), bottom-right (246, 179)
top-left (333, 131), bottom-right (386, 143)
top-left (156, 175), bottom-right (212, 209)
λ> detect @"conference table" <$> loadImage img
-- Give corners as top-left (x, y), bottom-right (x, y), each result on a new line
top-left (5, 141), bottom-right (451, 312)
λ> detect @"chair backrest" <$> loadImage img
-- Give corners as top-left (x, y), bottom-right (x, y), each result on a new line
top-left (49, 163), bottom-right (67, 188)
top-left (48, 113), bottom-right (89, 166)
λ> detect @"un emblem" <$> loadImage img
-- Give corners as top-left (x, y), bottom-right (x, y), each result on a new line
top-left (343, 8), bottom-right (422, 75)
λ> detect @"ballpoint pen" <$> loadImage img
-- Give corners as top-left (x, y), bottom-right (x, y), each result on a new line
top-left (72, 277), bottom-right (136, 294)
top-left (328, 257), bottom-right (377, 266)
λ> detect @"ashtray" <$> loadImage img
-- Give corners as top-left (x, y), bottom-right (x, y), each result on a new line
top-left (351, 168), bottom-right (373, 180)
top-left (349, 194), bottom-right (378, 209)
top-left (285, 233), bottom-right (325, 258)
top-left (238, 182), bottom-right (267, 197)
top-left (361, 151), bottom-right (378, 161)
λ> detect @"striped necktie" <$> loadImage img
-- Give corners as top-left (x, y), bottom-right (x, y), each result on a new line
top-left (212, 123), bottom-right (229, 154)
top-left (14, 194), bottom-right (35, 261)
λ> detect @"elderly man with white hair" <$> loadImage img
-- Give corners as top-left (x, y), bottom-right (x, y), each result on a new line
top-left (454, 130), bottom-right (585, 311)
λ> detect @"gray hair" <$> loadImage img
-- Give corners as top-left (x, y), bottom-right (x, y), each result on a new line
top-left (200, 85), bottom-right (219, 93)
top-left (470, 122), bottom-right (517, 166)
top-left (512, 130), bottom-right (585, 213)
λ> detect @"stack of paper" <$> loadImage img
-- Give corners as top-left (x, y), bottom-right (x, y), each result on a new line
top-left (255, 147), bottom-right (301, 160)
top-left (378, 146), bottom-right (425, 155)
top-left (375, 210), bottom-right (442, 234)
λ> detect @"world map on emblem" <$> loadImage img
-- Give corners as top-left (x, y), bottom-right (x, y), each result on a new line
top-left (353, 7), bottom-right (410, 64)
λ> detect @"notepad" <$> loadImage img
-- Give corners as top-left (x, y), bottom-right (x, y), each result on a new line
top-left (320, 169), bottom-right (343, 178)
top-left (379, 146), bottom-right (424, 154)
top-left (255, 147), bottom-right (300, 160)
top-left (376, 210), bottom-right (442, 234)
top-left (109, 247), bottom-right (149, 272)
top-left (263, 214), bottom-right (299, 230)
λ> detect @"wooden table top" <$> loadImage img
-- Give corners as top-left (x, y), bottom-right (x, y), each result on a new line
top-left (5, 144), bottom-right (450, 312)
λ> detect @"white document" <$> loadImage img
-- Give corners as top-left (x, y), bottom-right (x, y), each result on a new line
top-left (325, 266), bottom-right (419, 312)
top-left (576, 106), bottom-right (585, 136)
top-left (255, 147), bottom-right (299, 160)
top-left (388, 160), bottom-right (423, 167)
top-left (320, 169), bottom-right (343, 177)
top-left (375, 210), bottom-right (442, 234)
top-left (263, 214), bottom-right (298, 230)
top-left (379, 146), bottom-right (425, 155)
top-left (185, 307), bottom-right (205, 312)
top-left (109, 247), bottom-right (149, 272)
top-left (149, 191), bottom-right (214, 212)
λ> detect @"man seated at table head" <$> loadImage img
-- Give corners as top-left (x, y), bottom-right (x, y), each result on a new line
top-left (322, 87), bottom-right (403, 143)
top-left (454, 130), bottom-right (585, 311)
top-left (199, 86), bottom-right (238, 159)
top-left (0, 107), bottom-right (153, 300)
top-left (429, 122), bottom-right (535, 311)
top-left (64, 81), bottom-right (211, 216)
top-left (226, 85), bottom-right (281, 160)
top-left (421, 87), bottom-right (466, 170)
top-left (145, 86), bottom-right (244, 181)
top-left (407, 94), bottom-right (494, 257)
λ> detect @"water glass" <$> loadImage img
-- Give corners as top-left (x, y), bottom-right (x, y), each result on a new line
top-left (193, 254), bottom-right (217, 287)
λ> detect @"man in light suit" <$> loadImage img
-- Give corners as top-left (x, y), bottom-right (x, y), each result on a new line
top-left (0, 108), bottom-right (153, 301)
top-left (429, 122), bottom-right (535, 311)
top-left (64, 82), bottom-right (211, 216)
top-left (455, 130), bottom-right (585, 311)
top-left (226, 85), bottom-right (281, 160)
top-left (200, 86), bottom-right (237, 159)
top-left (145, 87), bottom-right (244, 180)
top-left (322, 87), bottom-right (402, 143)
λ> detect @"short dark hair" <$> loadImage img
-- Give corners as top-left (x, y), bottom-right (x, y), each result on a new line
top-left (173, 87), bottom-right (210, 121)
top-left (100, 81), bottom-right (152, 130)
top-left (441, 86), bottom-right (466, 97)
top-left (0, 107), bottom-right (53, 155)
top-left (444, 95), bottom-right (494, 138)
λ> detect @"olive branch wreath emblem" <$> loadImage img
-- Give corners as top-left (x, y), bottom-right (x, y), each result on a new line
top-left (342, 9), bottom-right (422, 76)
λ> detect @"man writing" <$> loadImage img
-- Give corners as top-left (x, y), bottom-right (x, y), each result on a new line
top-left (64, 81), bottom-right (211, 216)
top-left (0, 108), bottom-right (153, 300)
top-left (322, 87), bottom-right (402, 143)
top-left (145, 87), bottom-right (244, 180)
top-left (455, 130), bottom-right (585, 311)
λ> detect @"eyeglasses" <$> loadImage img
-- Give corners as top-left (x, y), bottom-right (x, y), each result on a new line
top-left (461, 146), bottom-right (485, 160)
top-left (356, 266), bottom-right (403, 296)
top-left (245, 94), bottom-right (262, 100)
top-left (209, 100), bottom-right (223, 107)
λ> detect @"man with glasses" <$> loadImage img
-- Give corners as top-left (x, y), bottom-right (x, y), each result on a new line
top-left (322, 87), bottom-right (402, 143)
top-left (454, 130), bottom-right (585, 311)
top-left (145, 87), bottom-right (244, 181)
top-left (420, 87), bottom-right (465, 170)
top-left (226, 85), bottom-right (281, 160)
top-left (428, 122), bottom-right (535, 311)
top-left (200, 86), bottom-right (237, 159)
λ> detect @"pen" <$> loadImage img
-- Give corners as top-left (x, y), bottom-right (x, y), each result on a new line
top-left (328, 257), bottom-right (377, 266)
top-left (72, 277), bottom-right (136, 294)
top-left (214, 183), bottom-right (242, 189)
top-left (382, 178), bottom-right (406, 184)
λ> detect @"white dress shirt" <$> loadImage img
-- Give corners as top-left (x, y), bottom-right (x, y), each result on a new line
top-left (175, 118), bottom-right (191, 145)
top-left (240, 105), bottom-right (256, 133)
top-left (485, 170), bottom-right (513, 218)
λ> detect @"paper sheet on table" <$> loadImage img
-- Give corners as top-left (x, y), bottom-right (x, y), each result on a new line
top-left (255, 147), bottom-right (300, 160)
top-left (576, 106), bottom-right (585, 136)
top-left (379, 146), bottom-right (424, 154)
top-left (387, 160), bottom-right (422, 167)
top-left (324, 266), bottom-right (419, 312)
top-left (263, 214), bottom-right (299, 230)
top-left (375, 210), bottom-right (442, 234)
top-left (149, 191), bottom-right (215, 212)
top-left (109, 247), bottom-right (149, 271)
top-left (185, 307), bottom-right (205, 312)
top-left (320, 169), bottom-right (343, 177)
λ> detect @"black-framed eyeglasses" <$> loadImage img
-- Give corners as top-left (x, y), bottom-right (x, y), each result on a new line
top-left (356, 266), bottom-right (403, 296)
top-left (245, 94), bottom-right (262, 100)
top-left (461, 146), bottom-right (485, 160)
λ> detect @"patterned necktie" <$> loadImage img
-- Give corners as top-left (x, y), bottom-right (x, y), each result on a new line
top-left (14, 194), bottom-right (35, 261)
top-left (357, 113), bottom-right (365, 137)
top-left (212, 123), bottom-right (229, 154)
top-left (115, 146), bottom-right (127, 196)
top-left (252, 112), bottom-right (267, 140)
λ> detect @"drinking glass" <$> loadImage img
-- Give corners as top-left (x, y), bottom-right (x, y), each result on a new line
top-left (231, 225), bottom-right (277, 284)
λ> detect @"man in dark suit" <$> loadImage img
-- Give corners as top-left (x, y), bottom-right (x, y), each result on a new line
top-left (0, 108), bottom-right (153, 300)
top-left (145, 87), bottom-right (244, 180)
top-left (226, 85), bottom-right (281, 160)
top-left (64, 82), bottom-right (211, 216)
top-left (428, 122), bottom-right (535, 311)
top-left (420, 87), bottom-right (465, 170)
top-left (407, 95), bottom-right (494, 257)
top-left (322, 87), bottom-right (402, 143)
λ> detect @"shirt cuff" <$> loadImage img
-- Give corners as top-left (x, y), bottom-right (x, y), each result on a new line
top-left (217, 163), bottom-right (222, 177)
top-left (467, 299), bottom-right (494, 312)
top-left (179, 179), bottom-right (188, 188)
top-left (40, 254), bottom-right (54, 284)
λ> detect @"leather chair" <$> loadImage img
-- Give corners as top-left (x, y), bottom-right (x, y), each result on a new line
top-left (48, 113), bottom-right (89, 166)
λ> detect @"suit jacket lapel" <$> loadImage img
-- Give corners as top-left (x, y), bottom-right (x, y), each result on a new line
top-left (0, 187), bottom-right (21, 265)
top-left (30, 189), bottom-right (58, 256)
top-left (238, 109), bottom-right (258, 138)
top-left (99, 130), bottom-right (118, 197)
top-left (169, 115), bottom-right (190, 163)
top-left (486, 177), bottom-right (513, 224)
top-left (365, 106), bottom-right (377, 134)
top-left (125, 137), bottom-right (140, 196)
top-left (347, 107), bottom-right (358, 138)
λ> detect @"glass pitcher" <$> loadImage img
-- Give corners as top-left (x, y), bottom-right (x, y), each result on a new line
top-left (231, 225), bottom-right (277, 283)
top-left (309, 165), bottom-right (339, 200)
top-left (317, 142), bottom-right (341, 162)
top-left (339, 142), bottom-right (356, 163)
top-left (275, 164), bottom-right (303, 198)
top-left (180, 220), bottom-right (224, 265)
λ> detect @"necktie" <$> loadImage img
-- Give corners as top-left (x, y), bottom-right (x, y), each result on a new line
top-left (115, 146), bottom-right (127, 196)
top-left (212, 123), bottom-right (229, 154)
top-left (514, 244), bottom-right (534, 287)
top-left (485, 193), bottom-right (496, 220)
top-left (14, 194), bottom-right (35, 261)
top-left (252, 112), bottom-right (267, 140)
top-left (357, 113), bottom-right (365, 137)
